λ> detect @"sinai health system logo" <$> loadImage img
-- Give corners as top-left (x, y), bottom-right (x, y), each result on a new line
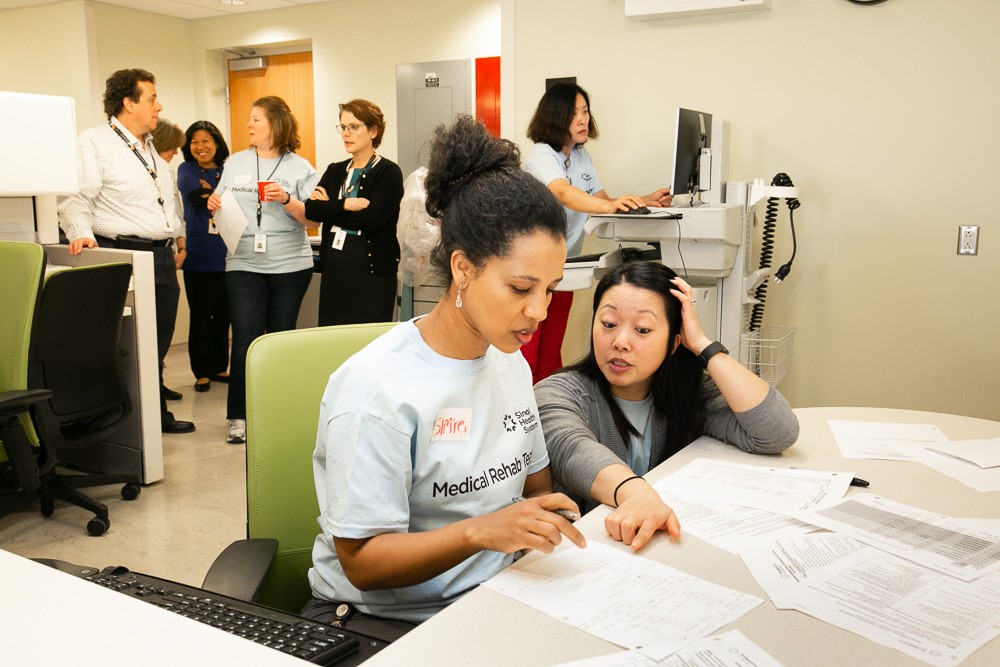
top-left (504, 407), bottom-right (538, 435)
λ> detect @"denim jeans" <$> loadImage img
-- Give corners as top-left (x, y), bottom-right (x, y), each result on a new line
top-left (225, 268), bottom-right (313, 419)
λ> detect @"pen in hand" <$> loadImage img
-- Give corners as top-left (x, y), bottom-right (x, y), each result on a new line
top-left (511, 496), bottom-right (580, 522)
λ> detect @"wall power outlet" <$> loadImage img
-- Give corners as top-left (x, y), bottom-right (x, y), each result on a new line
top-left (958, 225), bottom-right (979, 255)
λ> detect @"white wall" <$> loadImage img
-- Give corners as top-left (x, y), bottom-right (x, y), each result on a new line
top-left (189, 0), bottom-right (501, 168)
top-left (0, 1), bottom-right (99, 124)
top-left (510, 0), bottom-right (999, 420)
top-left (3, 0), bottom-right (997, 418)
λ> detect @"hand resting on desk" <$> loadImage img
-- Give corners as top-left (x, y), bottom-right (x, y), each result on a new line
top-left (594, 464), bottom-right (681, 551)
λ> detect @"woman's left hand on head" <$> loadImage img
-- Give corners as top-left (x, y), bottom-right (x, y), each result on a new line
top-left (669, 276), bottom-right (711, 353)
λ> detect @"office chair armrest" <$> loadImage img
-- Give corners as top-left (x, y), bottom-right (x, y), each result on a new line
top-left (201, 538), bottom-right (279, 602)
top-left (0, 389), bottom-right (53, 416)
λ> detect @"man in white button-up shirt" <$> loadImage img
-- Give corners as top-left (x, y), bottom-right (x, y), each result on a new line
top-left (58, 69), bottom-right (194, 434)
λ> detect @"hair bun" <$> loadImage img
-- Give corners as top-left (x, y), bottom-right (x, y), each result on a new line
top-left (424, 115), bottom-right (520, 218)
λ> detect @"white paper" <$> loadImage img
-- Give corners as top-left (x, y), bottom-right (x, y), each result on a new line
top-left (554, 630), bottom-right (782, 667)
top-left (909, 445), bottom-right (1000, 493)
top-left (789, 549), bottom-right (1000, 666)
top-left (481, 542), bottom-right (762, 661)
top-left (740, 534), bottom-right (1000, 666)
top-left (739, 533), bottom-right (869, 608)
top-left (658, 458), bottom-right (853, 515)
top-left (653, 488), bottom-right (819, 554)
top-left (797, 494), bottom-right (1000, 581)
top-left (827, 420), bottom-right (946, 461)
top-left (930, 438), bottom-right (1000, 468)
top-left (213, 189), bottom-right (249, 254)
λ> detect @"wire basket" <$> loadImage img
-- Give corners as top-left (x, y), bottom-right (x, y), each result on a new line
top-left (741, 326), bottom-right (796, 386)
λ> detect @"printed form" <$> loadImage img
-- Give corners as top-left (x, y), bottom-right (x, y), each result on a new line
top-left (553, 630), bottom-right (782, 667)
top-left (827, 420), bottom-right (946, 461)
top-left (740, 534), bottom-right (1000, 666)
top-left (652, 487), bottom-right (819, 554)
top-left (656, 458), bottom-right (853, 515)
top-left (797, 494), bottom-right (1000, 581)
top-left (481, 542), bottom-right (762, 661)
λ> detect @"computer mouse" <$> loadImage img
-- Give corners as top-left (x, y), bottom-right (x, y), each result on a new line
top-left (620, 206), bottom-right (651, 215)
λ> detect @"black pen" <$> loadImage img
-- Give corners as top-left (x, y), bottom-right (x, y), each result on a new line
top-left (511, 495), bottom-right (580, 522)
top-left (791, 467), bottom-right (870, 488)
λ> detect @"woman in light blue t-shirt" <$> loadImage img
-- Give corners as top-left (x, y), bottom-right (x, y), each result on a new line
top-left (208, 96), bottom-right (320, 444)
top-left (521, 83), bottom-right (673, 385)
top-left (304, 116), bottom-right (586, 640)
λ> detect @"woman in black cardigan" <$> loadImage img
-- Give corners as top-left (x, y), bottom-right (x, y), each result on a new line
top-left (305, 99), bottom-right (404, 326)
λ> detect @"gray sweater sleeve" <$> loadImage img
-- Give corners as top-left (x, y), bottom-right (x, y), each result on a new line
top-left (534, 373), bottom-right (626, 500)
top-left (700, 379), bottom-right (799, 454)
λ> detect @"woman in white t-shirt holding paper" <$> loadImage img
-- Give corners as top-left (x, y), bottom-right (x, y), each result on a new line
top-left (303, 116), bottom-right (585, 640)
top-left (522, 82), bottom-right (672, 384)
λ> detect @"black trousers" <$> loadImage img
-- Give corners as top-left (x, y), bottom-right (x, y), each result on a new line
top-left (182, 270), bottom-right (230, 379)
top-left (95, 237), bottom-right (179, 422)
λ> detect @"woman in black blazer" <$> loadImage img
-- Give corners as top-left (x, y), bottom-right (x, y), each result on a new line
top-left (305, 99), bottom-right (404, 326)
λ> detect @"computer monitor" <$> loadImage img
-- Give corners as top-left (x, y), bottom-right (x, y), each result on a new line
top-left (670, 108), bottom-right (712, 198)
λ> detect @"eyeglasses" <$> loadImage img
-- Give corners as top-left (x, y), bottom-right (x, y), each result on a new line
top-left (336, 123), bottom-right (366, 134)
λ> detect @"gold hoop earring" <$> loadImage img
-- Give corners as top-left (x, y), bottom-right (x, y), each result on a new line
top-left (455, 284), bottom-right (464, 309)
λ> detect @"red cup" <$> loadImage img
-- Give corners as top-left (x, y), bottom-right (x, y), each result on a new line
top-left (257, 181), bottom-right (273, 202)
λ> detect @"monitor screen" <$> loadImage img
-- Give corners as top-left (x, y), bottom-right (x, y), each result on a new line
top-left (670, 108), bottom-right (712, 197)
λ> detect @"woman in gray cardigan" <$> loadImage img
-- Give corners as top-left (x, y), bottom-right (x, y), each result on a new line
top-left (534, 261), bottom-right (799, 551)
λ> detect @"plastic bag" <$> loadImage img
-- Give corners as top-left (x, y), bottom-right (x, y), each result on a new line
top-left (396, 167), bottom-right (441, 287)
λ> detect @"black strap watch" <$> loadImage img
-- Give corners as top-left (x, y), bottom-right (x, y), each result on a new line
top-left (697, 341), bottom-right (728, 368)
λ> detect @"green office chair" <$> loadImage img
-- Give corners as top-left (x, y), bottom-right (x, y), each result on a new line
top-left (0, 241), bottom-right (51, 516)
top-left (202, 322), bottom-right (396, 613)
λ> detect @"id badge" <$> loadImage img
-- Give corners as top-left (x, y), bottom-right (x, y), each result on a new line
top-left (332, 229), bottom-right (346, 251)
top-left (208, 219), bottom-right (219, 235)
top-left (254, 232), bottom-right (267, 253)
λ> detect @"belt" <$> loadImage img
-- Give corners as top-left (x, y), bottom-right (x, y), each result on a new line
top-left (96, 235), bottom-right (174, 249)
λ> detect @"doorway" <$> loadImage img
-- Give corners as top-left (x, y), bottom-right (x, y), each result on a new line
top-left (227, 52), bottom-right (316, 168)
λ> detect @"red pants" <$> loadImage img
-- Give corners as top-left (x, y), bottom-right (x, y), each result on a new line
top-left (520, 290), bottom-right (574, 385)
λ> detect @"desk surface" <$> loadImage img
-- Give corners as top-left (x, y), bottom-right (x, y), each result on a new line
top-left (0, 549), bottom-right (304, 665)
top-left (367, 407), bottom-right (1000, 667)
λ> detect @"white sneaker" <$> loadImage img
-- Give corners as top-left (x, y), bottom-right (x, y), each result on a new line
top-left (226, 419), bottom-right (246, 444)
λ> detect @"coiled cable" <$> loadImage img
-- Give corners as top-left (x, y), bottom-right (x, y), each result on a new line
top-left (749, 173), bottom-right (798, 331)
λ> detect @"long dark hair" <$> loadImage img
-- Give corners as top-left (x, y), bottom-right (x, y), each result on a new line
top-left (181, 120), bottom-right (230, 166)
top-left (424, 115), bottom-right (565, 284)
top-left (561, 261), bottom-right (705, 464)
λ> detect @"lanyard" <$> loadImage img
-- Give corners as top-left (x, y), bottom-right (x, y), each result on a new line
top-left (339, 153), bottom-right (378, 199)
top-left (255, 151), bottom-right (286, 229)
top-left (110, 121), bottom-right (164, 209)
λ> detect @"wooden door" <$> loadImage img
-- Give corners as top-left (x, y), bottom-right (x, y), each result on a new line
top-left (228, 52), bottom-right (316, 168)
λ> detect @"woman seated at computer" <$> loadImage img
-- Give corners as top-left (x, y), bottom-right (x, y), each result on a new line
top-left (521, 82), bottom-right (672, 384)
top-left (303, 116), bottom-right (585, 639)
top-left (535, 261), bottom-right (799, 552)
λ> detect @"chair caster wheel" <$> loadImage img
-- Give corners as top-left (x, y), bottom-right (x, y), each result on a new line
top-left (122, 483), bottom-right (141, 501)
top-left (87, 516), bottom-right (109, 536)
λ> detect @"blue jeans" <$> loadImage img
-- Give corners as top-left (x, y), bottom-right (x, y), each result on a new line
top-left (225, 269), bottom-right (312, 420)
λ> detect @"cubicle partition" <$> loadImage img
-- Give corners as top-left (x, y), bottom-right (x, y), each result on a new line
top-left (43, 245), bottom-right (164, 484)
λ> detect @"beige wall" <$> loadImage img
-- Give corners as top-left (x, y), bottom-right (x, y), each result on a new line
top-left (509, 0), bottom-right (999, 420)
top-left (3, 1), bottom-right (997, 418)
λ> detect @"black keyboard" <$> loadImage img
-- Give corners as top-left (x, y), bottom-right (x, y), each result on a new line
top-left (38, 560), bottom-right (385, 666)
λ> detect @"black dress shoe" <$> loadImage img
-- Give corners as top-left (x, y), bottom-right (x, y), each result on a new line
top-left (162, 386), bottom-right (183, 401)
top-left (194, 378), bottom-right (211, 392)
top-left (162, 419), bottom-right (195, 434)
top-left (209, 373), bottom-right (230, 384)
